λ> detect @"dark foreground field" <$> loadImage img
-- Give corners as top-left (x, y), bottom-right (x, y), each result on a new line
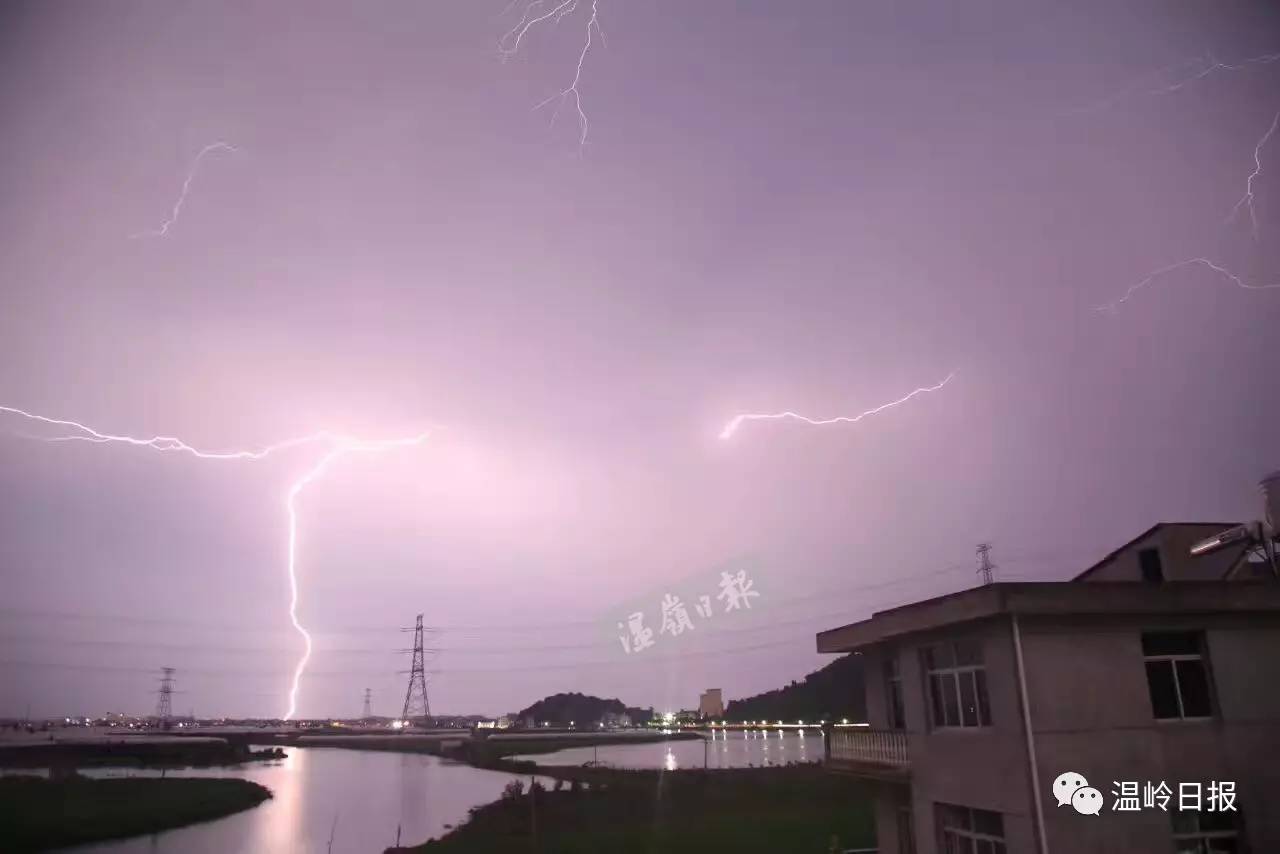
top-left (0, 775), bottom-right (272, 852)
top-left (393, 764), bottom-right (873, 854)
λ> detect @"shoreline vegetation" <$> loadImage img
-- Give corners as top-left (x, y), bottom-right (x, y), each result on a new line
top-left (389, 763), bottom-right (873, 854)
top-left (0, 774), bottom-right (272, 853)
top-left (0, 738), bottom-right (285, 770)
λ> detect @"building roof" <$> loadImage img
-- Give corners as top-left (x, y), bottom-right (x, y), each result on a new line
top-left (815, 581), bottom-right (1280, 654)
top-left (1072, 522), bottom-right (1242, 581)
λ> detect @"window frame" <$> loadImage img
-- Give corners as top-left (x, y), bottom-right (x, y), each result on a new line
top-left (923, 640), bottom-right (992, 729)
top-left (1171, 809), bottom-right (1240, 853)
top-left (936, 803), bottom-right (1006, 854)
top-left (1141, 631), bottom-right (1214, 722)
top-left (885, 653), bottom-right (907, 730)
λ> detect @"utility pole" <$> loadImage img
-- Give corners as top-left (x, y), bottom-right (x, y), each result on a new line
top-left (155, 667), bottom-right (175, 727)
top-left (362, 688), bottom-right (373, 721)
top-left (401, 615), bottom-right (432, 726)
top-left (976, 543), bottom-right (996, 586)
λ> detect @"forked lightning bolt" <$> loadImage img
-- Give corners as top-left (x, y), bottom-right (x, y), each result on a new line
top-left (719, 372), bottom-right (957, 440)
top-left (0, 404), bottom-right (428, 720)
top-left (1096, 258), bottom-right (1280, 314)
top-left (499, 1), bottom-right (605, 146)
top-left (133, 142), bottom-right (238, 239)
top-left (1227, 111), bottom-right (1280, 240)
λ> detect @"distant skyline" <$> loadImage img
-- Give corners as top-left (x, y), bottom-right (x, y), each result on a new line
top-left (1, 0), bottom-right (1277, 720)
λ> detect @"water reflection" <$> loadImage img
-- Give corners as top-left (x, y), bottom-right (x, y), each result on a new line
top-left (516, 731), bottom-right (824, 770)
top-left (61, 748), bottom-right (543, 853)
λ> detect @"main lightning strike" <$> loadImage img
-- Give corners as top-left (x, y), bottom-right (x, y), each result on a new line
top-left (133, 142), bottom-right (238, 239)
top-left (719, 372), bottom-right (957, 441)
top-left (1097, 257), bottom-right (1280, 314)
top-left (499, 0), bottom-right (605, 146)
top-left (0, 405), bottom-right (428, 720)
top-left (1227, 111), bottom-right (1280, 240)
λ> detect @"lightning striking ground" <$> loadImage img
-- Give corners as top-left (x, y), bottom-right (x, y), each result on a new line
top-left (1227, 110), bottom-right (1280, 240)
top-left (133, 141), bottom-right (238, 239)
top-left (0, 405), bottom-right (428, 720)
top-left (499, 0), bottom-right (605, 146)
top-left (719, 372), bottom-right (957, 441)
top-left (1097, 257), bottom-right (1280, 313)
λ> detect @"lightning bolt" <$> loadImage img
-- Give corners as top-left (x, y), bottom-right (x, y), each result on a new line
top-left (1096, 257), bottom-right (1280, 314)
top-left (132, 142), bottom-right (238, 239)
top-left (1227, 110), bottom-right (1280, 240)
top-left (1063, 50), bottom-right (1279, 116)
top-left (499, 0), bottom-right (605, 147)
top-left (718, 372), bottom-right (957, 441)
top-left (0, 404), bottom-right (428, 720)
top-left (1152, 50), bottom-right (1280, 96)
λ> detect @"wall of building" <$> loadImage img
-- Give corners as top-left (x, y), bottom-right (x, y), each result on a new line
top-left (868, 619), bottom-right (1038, 854)
top-left (1080, 525), bottom-right (1244, 582)
top-left (1022, 614), bottom-right (1280, 853)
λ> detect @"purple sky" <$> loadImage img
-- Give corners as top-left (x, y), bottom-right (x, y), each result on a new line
top-left (1, 0), bottom-right (1277, 720)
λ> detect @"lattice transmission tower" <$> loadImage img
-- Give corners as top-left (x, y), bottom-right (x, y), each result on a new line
top-left (155, 667), bottom-right (176, 725)
top-left (400, 614), bottom-right (433, 724)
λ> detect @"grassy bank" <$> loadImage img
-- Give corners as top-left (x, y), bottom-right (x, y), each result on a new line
top-left (0, 775), bottom-right (272, 852)
top-left (393, 765), bottom-right (873, 853)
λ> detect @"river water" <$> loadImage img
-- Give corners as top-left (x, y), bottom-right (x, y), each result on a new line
top-left (513, 729), bottom-right (825, 770)
top-left (9, 732), bottom-right (823, 852)
top-left (60, 748), bottom-right (539, 854)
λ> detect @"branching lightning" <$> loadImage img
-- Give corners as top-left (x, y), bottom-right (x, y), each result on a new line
top-left (1099, 111), bottom-right (1280, 313)
top-left (132, 141), bottom-right (238, 239)
top-left (499, 0), bottom-right (605, 146)
top-left (1151, 51), bottom-right (1280, 96)
top-left (718, 372), bottom-right (957, 441)
top-left (1227, 110), bottom-right (1280, 240)
top-left (0, 404), bottom-right (428, 720)
top-left (1096, 257), bottom-right (1280, 314)
top-left (1064, 50), bottom-right (1279, 116)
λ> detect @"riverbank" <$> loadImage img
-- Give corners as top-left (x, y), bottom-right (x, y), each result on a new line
top-left (391, 764), bottom-right (873, 853)
top-left (0, 774), bottom-right (272, 852)
top-left (0, 736), bottom-right (285, 769)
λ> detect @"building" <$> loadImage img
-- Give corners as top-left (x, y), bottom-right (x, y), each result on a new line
top-left (699, 688), bottom-right (724, 719)
top-left (816, 511), bottom-right (1280, 853)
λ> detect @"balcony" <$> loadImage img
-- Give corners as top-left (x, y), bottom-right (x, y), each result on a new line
top-left (825, 727), bottom-right (910, 780)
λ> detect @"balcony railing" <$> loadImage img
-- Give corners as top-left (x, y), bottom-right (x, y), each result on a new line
top-left (825, 727), bottom-right (910, 774)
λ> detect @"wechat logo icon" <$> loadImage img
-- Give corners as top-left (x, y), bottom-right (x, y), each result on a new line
top-left (1053, 771), bottom-right (1101, 815)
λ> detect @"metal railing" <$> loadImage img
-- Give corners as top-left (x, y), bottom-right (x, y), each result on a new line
top-left (826, 727), bottom-right (909, 768)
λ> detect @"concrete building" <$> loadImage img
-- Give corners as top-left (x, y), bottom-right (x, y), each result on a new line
top-left (817, 523), bottom-right (1280, 853)
top-left (699, 688), bottom-right (724, 719)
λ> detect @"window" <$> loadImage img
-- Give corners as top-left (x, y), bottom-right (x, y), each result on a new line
top-left (885, 654), bottom-right (906, 730)
top-left (1139, 548), bottom-right (1164, 582)
top-left (896, 805), bottom-right (916, 854)
top-left (923, 640), bottom-right (991, 728)
top-left (1142, 631), bottom-right (1213, 720)
top-left (1172, 809), bottom-right (1239, 853)
top-left (936, 803), bottom-right (1005, 854)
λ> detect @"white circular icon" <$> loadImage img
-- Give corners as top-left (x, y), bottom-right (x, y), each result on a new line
top-left (1072, 786), bottom-right (1104, 816)
top-left (1052, 771), bottom-right (1089, 807)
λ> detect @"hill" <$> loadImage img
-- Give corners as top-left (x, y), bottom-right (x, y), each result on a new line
top-left (723, 654), bottom-right (866, 722)
top-left (516, 692), bottom-right (653, 727)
